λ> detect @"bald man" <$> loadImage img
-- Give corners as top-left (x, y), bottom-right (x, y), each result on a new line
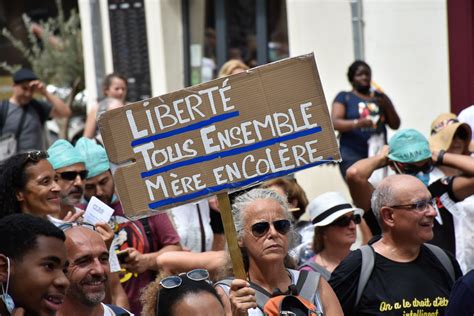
top-left (58, 226), bottom-right (132, 316)
top-left (329, 175), bottom-right (462, 316)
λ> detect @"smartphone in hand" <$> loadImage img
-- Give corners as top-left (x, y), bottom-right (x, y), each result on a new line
top-left (117, 250), bottom-right (129, 264)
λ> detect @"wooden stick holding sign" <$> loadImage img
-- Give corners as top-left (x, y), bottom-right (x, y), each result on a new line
top-left (217, 192), bottom-right (246, 280)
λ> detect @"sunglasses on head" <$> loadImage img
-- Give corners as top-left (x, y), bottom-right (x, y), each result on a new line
top-left (159, 269), bottom-right (210, 289)
top-left (23, 150), bottom-right (48, 165)
top-left (57, 170), bottom-right (88, 181)
top-left (58, 221), bottom-right (96, 232)
top-left (250, 219), bottom-right (291, 238)
top-left (330, 214), bottom-right (361, 227)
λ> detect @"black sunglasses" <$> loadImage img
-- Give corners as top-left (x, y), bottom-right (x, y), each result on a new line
top-left (250, 219), bottom-right (291, 238)
top-left (159, 269), bottom-right (210, 289)
top-left (330, 214), bottom-right (361, 227)
top-left (57, 170), bottom-right (89, 181)
top-left (395, 161), bottom-right (434, 175)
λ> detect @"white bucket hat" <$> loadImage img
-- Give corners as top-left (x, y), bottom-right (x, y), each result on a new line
top-left (308, 192), bottom-right (364, 227)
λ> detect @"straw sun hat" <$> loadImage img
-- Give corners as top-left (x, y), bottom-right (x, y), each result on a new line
top-left (429, 113), bottom-right (473, 154)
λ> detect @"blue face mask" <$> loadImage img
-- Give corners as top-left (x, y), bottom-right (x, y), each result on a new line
top-left (1, 257), bottom-right (15, 314)
top-left (415, 172), bottom-right (430, 187)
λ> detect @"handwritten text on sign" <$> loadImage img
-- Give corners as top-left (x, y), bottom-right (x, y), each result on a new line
top-left (99, 54), bottom-right (340, 216)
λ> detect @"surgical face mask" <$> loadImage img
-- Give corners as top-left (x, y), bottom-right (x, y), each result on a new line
top-left (415, 171), bottom-right (430, 187)
top-left (1, 257), bottom-right (15, 314)
top-left (392, 162), bottom-right (431, 186)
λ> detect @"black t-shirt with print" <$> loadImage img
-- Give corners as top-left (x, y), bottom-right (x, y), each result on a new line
top-left (363, 176), bottom-right (459, 254)
top-left (329, 245), bottom-right (462, 316)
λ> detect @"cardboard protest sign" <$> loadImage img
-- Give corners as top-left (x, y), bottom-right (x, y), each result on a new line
top-left (99, 53), bottom-right (340, 217)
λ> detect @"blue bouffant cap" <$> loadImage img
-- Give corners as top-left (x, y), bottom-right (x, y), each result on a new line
top-left (47, 139), bottom-right (85, 170)
top-left (388, 129), bottom-right (432, 163)
top-left (13, 68), bottom-right (38, 84)
top-left (75, 137), bottom-right (110, 178)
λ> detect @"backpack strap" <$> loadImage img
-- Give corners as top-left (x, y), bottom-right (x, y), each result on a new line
top-left (296, 269), bottom-right (323, 314)
top-left (296, 269), bottom-right (319, 302)
top-left (0, 100), bottom-right (8, 134)
top-left (15, 106), bottom-right (28, 150)
top-left (139, 217), bottom-right (155, 253)
top-left (356, 245), bottom-right (375, 307)
top-left (424, 243), bottom-right (455, 283)
top-left (298, 261), bottom-right (320, 272)
top-left (298, 261), bottom-right (332, 281)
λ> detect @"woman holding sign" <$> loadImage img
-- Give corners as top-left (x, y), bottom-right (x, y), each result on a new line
top-left (215, 188), bottom-right (343, 315)
top-left (332, 61), bottom-right (400, 178)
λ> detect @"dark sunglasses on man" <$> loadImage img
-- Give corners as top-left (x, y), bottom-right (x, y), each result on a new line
top-left (57, 170), bottom-right (89, 181)
top-left (391, 160), bottom-right (434, 176)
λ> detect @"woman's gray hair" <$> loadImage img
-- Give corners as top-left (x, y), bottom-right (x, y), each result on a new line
top-left (371, 181), bottom-right (396, 224)
top-left (232, 188), bottom-right (291, 238)
top-left (230, 188), bottom-right (298, 272)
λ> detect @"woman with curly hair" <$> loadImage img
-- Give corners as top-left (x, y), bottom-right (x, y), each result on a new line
top-left (141, 269), bottom-right (225, 315)
top-left (0, 151), bottom-right (60, 218)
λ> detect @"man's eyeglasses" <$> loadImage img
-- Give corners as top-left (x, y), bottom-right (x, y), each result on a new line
top-left (159, 269), bottom-right (210, 289)
top-left (250, 219), bottom-right (291, 238)
top-left (330, 214), bottom-right (361, 227)
top-left (57, 170), bottom-right (88, 181)
top-left (58, 221), bottom-right (96, 232)
top-left (388, 198), bottom-right (437, 212)
top-left (23, 150), bottom-right (48, 164)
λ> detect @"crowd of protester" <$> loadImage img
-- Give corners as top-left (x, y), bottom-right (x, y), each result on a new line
top-left (1, 61), bottom-right (474, 316)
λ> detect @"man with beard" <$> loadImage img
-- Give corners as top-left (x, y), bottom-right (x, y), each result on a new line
top-left (75, 137), bottom-right (181, 314)
top-left (58, 225), bottom-right (132, 315)
top-left (47, 139), bottom-right (130, 310)
top-left (47, 139), bottom-right (88, 221)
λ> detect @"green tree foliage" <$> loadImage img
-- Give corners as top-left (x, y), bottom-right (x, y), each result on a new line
top-left (1, 0), bottom-right (84, 92)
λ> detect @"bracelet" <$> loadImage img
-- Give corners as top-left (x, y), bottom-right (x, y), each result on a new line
top-left (353, 119), bottom-right (358, 128)
top-left (437, 150), bottom-right (446, 165)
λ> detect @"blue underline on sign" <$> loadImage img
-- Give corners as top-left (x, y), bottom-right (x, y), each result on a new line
top-left (131, 111), bottom-right (241, 147)
top-left (140, 126), bottom-right (323, 178)
top-left (148, 157), bottom-right (333, 209)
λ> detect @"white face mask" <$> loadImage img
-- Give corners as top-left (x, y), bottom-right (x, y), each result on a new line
top-left (1, 257), bottom-right (15, 314)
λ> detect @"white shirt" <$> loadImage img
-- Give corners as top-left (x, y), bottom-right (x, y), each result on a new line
top-left (170, 199), bottom-right (213, 252)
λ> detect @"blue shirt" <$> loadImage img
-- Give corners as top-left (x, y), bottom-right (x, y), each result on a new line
top-left (334, 91), bottom-right (387, 156)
